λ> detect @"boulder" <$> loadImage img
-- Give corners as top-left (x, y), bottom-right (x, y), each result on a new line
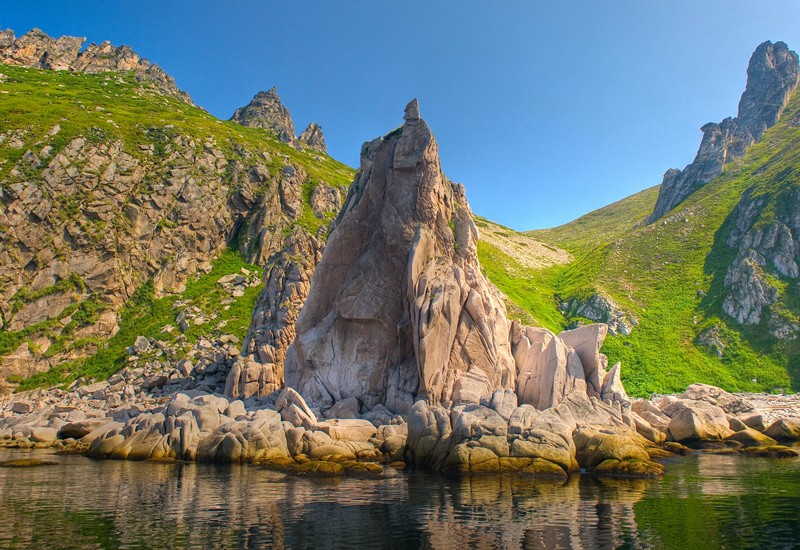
top-left (662, 399), bottom-right (734, 442)
top-left (58, 419), bottom-right (112, 439)
top-left (680, 384), bottom-right (755, 415)
top-left (316, 419), bottom-right (377, 442)
top-left (275, 387), bottom-right (317, 428)
top-left (324, 397), bottom-right (360, 419)
top-left (763, 418), bottom-right (800, 442)
top-left (725, 428), bottom-right (776, 447)
top-left (512, 325), bottom-right (587, 410)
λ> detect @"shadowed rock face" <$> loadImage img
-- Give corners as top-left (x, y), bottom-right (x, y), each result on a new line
top-left (0, 28), bottom-right (192, 104)
top-left (231, 88), bottom-right (296, 144)
top-left (648, 41), bottom-right (799, 223)
top-left (284, 100), bottom-right (516, 413)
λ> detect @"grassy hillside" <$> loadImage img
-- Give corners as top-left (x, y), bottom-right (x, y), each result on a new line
top-left (0, 64), bottom-right (355, 391)
top-left (481, 94), bottom-right (800, 396)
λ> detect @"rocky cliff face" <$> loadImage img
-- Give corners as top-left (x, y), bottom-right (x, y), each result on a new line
top-left (723, 185), bottom-right (800, 338)
top-left (648, 41), bottom-right (799, 223)
top-left (0, 48), bottom-right (351, 390)
top-left (283, 100), bottom-right (516, 413)
top-left (0, 28), bottom-right (192, 104)
top-left (231, 88), bottom-right (297, 145)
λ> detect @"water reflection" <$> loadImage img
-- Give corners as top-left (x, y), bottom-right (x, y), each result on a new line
top-left (0, 448), bottom-right (798, 549)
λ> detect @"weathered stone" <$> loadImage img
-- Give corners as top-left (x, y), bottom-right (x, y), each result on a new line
top-left (231, 88), bottom-right (296, 144)
top-left (725, 427), bottom-right (776, 447)
top-left (286, 100), bottom-right (516, 411)
top-left (512, 325), bottom-right (587, 410)
top-left (324, 397), bottom-right (360, 419)
top-left (662, 399), bottom-right (734, 442)
top-left (763, 417), bottom-right (800, 442)
top-left (649, 41), bottom-right (799, 222)
top-left (316, 419), bottom-right (377, 442)
top-left (298, 122), bottom-right (327, 153)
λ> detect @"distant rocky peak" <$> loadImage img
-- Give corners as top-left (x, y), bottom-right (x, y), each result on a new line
top-left (737, 41), bottom-right (800, 142)
top-left (0, 27), bottom-right (192, 104)
top-left (230, 87), bottom-right (297, 145)
top-left (298, 122), bottom-right (326, 153)
top-left (648, 40), bottom-right (799, 224)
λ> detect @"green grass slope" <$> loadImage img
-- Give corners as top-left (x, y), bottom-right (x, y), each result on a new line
top-left (0, 64), bottom-right (355, 390)
top-left (482, 93), bottom-right (800, 396)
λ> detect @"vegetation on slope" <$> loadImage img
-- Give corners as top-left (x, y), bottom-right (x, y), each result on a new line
top-left (482, 94), bottom-right (800, 396)
top-left (0, 64), bottom-right (355, 390)
top-left (12, 248), bottom-right (261, 390)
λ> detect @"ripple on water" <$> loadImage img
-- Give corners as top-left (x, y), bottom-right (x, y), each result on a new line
top-left (0, 448), bottom-right (798, 549)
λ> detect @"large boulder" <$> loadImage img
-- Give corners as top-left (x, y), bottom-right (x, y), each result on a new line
top-left (558, 324), bottom-right (609, 396)
top-left (763, 417), bottom-right (800, 442)
top-left (680, 383), bottom-right (755, 415)
top-left (661, 399), bottom-right (734, 442)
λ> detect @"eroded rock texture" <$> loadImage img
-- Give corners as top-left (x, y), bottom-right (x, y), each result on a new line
top-left (299, 122), bottom-right (327, 153)
top-left (231, 88), bottom-right (297, 145)
top-left (649, 41), bottom-right (799, 223)
top-left (284, 100), bottom-right (516, 413)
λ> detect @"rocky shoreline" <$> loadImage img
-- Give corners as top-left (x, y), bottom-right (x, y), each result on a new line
top-left (1, 373), bottom-right (798, 478)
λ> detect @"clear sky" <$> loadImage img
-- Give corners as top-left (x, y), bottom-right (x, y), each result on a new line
top-left (4, 2), bottom-right (800, 230)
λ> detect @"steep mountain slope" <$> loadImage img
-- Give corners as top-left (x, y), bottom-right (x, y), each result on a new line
top-left (486, 55), bottom-right (800, 396)
top-left (648, 41), bottom-right (798, 223)
top-left (0, 30), bottom-right (354, 393)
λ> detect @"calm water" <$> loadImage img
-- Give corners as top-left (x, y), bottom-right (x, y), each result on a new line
top-left (0, 448), bottom-right (799, 549)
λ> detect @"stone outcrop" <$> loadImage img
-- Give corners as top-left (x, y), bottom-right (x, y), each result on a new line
top-left (648, 41), bottom-right (799, 223)
top-left (0, 28), bottom-right (192, 104)
top-left (231, 88), bottom-right (296, 144)
top-left (299, 122), bottom-right (327, 153)
top-left (284, 100), bottom-right (517, 414)
top-left (560, 293), bottom-right (637, 335)
top-left (722, 187), bottom-right (800, 334)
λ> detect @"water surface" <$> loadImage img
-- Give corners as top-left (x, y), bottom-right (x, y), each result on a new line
top-left (0, 448), bottom-right (798, 549)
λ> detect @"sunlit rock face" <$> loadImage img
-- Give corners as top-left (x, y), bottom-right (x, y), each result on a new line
top-left (284, 100), bottom-right (517, 414)
top-left (649, 41), bottom-right (799, 223)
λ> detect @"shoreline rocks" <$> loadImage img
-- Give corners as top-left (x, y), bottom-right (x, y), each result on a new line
top-left (2, 379), bottom-right (796, 478)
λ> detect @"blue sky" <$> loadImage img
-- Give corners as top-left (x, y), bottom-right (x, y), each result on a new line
top-left (5, 2), bottom-right (800, 229)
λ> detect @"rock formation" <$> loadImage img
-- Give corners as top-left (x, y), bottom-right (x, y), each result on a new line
top-left (231, 88), bottom-right (297, 145)
top-left (284, 99), bottom-right (517, 414)
top-left (299, 122), bottom-right (327, 153)
top-left (648, 41), bottom-right (799, 223)
top-left (0, 28), bottom-right (192, 104)
top-left (225, 228), bottom-right (323, 399)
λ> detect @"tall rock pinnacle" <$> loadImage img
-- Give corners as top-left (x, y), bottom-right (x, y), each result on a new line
top-left (648, 41), bottom-right (799, 223)
top-left (231, 87), bottom-right (297, 144)
top-left (284, 99), bottom-right (517, 413)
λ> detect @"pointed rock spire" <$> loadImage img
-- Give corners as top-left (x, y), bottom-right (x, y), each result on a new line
top-left (231, 87), bottom-right (296, 144)
top-left (298, 122), bottom-right (327, 153)
top-left (648, 40), bottom-right (799, 223)
top-left (284, 99), bottom-right (517, 413)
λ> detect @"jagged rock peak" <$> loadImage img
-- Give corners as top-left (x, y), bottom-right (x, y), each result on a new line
top-left (648, 40), bottom-right (799, 224)
top-left (0, 27), bottom-right (192, 105)
top-left (231, 87), bottom-right (297, 145)
top-left (284, 98), bottom-right (518, 413)
top-left (737, 41), bottom-right (800, 142)
top-left (298, 122), bottom-right (327, 153)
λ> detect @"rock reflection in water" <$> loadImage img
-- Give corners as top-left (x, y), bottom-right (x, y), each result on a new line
top-left (0, 449), bottom-right (798, 549)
